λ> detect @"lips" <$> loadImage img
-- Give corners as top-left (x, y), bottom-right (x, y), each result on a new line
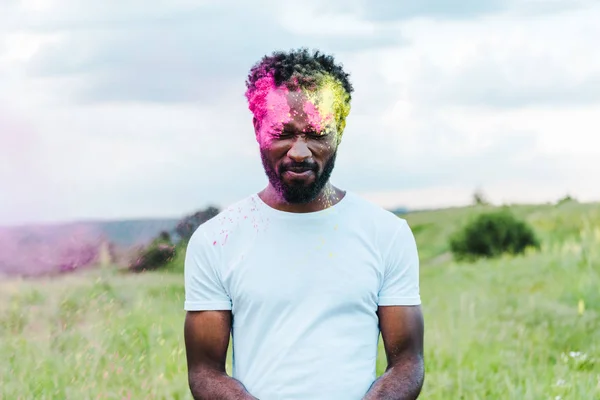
top-left (282, 166), bottom-right (315, 179)
top-left (284, 169), bottom-right (313, 178)
top-left (286, 167), bottom-right (313, 173)
top-left (282, 164), bottom-right (316, 173)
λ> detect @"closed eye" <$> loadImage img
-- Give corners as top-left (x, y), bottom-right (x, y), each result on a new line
top-left (277, 131), bottom-right (295, 139)
top-left (308, 131), bottom-right (330, 139)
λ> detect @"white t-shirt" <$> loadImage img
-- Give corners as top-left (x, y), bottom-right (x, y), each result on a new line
top-left (184, 191), bottom-right (421, 400)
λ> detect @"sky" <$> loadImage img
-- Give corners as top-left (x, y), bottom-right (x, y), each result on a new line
top-left (1, 0), bottom-right (600, 225)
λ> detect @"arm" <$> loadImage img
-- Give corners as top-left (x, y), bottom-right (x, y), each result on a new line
top-left (183, 230), bottom-right (258, 399)
top-left (364, 219), bottom-right (424, 399)
top-left (184, 310), bottom-right (258, 400)
top-left (362, 305), bottom-right (425, 400)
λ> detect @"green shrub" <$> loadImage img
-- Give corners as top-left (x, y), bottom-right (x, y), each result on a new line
top-left (557, 194), bottom-right (577, 206)
top-left (128, 244), bottom-right (175, 272)
top-left (450, 209), bottom-right (540, 261)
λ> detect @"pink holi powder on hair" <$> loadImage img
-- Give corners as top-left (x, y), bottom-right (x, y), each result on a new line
top-left (264, 89), bottom-right (291, 128)
top-left (246, 74), bottom-right (292, 142)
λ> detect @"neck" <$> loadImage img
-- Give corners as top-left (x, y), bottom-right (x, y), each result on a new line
top-left (259, 182), bottom-right (346, 213)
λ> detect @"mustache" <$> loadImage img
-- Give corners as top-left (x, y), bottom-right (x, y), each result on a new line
top-left (279, 162), bottom-right (318, 172)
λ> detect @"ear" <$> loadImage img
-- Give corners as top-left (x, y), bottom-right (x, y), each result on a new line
top-left (253, 116), bottom-right (261, 141)
top-left (335, 122), bottom-right (344, 146)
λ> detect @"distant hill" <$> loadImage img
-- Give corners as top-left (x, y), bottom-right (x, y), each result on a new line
top-left (389, 206), bottom-right (410, 215)
top-left (91, 218), bottom-right (181, 247)
top-left (0, 218), bottom-right (180, 247)
top-left (0, 218), bottom-right (180, 276)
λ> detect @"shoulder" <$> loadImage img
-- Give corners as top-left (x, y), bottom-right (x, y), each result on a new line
top-left (341, 192), bottom-right (415, 257)
top-left (343, 191), bottom-right (409, 232)
top-left (187, 194), bottom-right (262, 248)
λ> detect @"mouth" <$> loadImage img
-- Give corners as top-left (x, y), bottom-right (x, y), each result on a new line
top-left (282, 166), bottom-right (315, 180)
top-left (283, 169), bottom-right (314, 178)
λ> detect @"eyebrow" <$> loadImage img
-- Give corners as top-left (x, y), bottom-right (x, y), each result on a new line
top-left (270, 121), bottom-right (335, 135)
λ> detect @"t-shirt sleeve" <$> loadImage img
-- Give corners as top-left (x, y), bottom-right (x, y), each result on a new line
top-left (378, 219), bottom-right (421, 306)
top-left (184, 229), bottom-right (232, 311)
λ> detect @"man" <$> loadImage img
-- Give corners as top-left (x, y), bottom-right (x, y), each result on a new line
top-left (183, 48), bottom-right (424, 400)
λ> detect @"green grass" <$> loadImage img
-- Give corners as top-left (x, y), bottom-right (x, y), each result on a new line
top-left (1, 201), bottom-right (599, 399)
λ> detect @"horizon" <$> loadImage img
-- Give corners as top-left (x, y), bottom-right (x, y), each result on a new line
top-left (0, 190), bottom-right (588, 229)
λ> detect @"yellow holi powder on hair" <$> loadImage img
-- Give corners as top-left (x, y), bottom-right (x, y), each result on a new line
top-left (300, 74), bottom-right (351, 141)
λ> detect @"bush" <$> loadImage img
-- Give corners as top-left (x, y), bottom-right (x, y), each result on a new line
top-left (175, 206), bottom-right (220, 241)
top-left (557, 194), bottom-right (577, 206)
top-left (175, 206), bottom-right (219, 241)
top-left (129, 244), bottom-right (176, 272)
top-left (450, 209), bottom-right (540, 261)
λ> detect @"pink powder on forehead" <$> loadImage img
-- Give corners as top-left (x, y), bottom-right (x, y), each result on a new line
top-left (263, 87), bottom-right (291, 132)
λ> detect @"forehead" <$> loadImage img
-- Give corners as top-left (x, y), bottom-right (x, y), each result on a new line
top-left (264, 88), bottom-right (335, 132)
top-left (265, 87), bottom-right (333, 109)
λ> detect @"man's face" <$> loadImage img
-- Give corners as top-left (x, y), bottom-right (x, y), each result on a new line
top-left (255, 86), bottom-right (341, 204)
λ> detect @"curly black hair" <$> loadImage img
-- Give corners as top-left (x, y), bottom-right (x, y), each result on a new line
top-left (245, 48), bottom-right (354, 102)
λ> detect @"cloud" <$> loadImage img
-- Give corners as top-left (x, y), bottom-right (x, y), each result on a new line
top-left (0, 96), bottom-right (266, 225)
top-left (1, 0), bottom-right (600, 226)
top-left (0, 107), bottom-right (56, 225)
top-left (24, 1), bottom-right (401, 104)
top-left (375, 3), bottom-right (600, 109)
top-left (312, 0), bottom-right (593, 23)
top-left (409, 44), bottom-right (600, 108)
top-left (510, 0), bottom-right (598, 17)
top-left (357, 0), bottom-right (507, 21)
top-left (334, 112), bottom-right (569, 194)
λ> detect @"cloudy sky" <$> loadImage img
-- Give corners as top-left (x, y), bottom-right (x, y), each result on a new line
top-left (1, 0), bottom-right (600, 225)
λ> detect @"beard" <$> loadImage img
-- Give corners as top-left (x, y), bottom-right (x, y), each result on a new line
top-left (260, 150), bottom-right (337, 204)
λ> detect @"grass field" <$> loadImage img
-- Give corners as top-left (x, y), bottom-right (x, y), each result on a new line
top-left (1, 200), bottom-right (599, 399)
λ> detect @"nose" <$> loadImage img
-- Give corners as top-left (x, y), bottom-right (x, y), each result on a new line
top-left (287, 137), bottom-right (312, 162)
